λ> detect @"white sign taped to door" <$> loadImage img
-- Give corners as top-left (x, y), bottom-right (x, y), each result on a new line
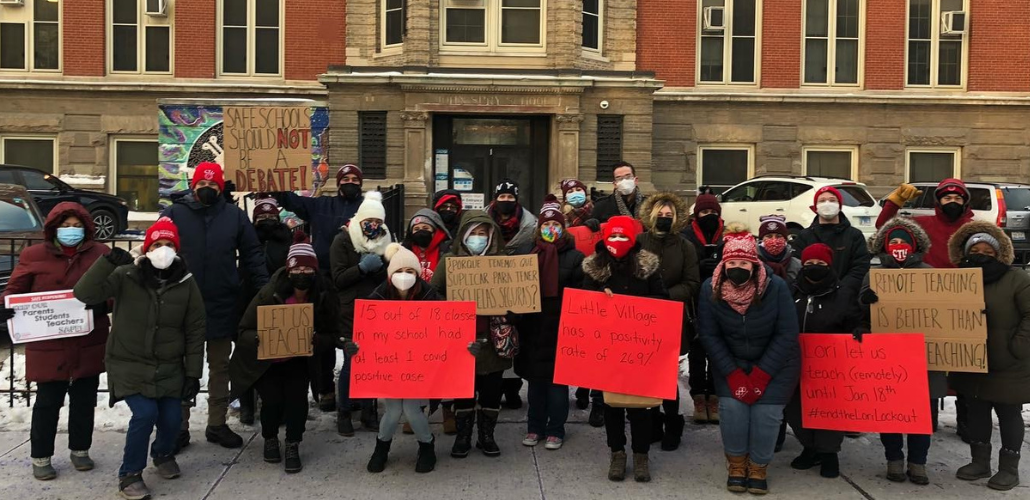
top-left (434, 149), bottom-right (449, 192)
top-left (463, 193), bottom-right (485, 210)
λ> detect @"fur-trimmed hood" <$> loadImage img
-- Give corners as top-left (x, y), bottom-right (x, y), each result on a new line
top-left (948, 220), bottom-right (1014, 266)
top-left (582, 242), bottom-right (661, 283)
top-left (869, 217), bottom-right (932, 255)
top-left (639, 191), bottom-right (689, 233)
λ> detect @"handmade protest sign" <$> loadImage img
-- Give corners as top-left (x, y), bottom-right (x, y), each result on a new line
top-left (223, 106), bottom-right (313, 192)
top-left (553, 289), bottom-right (682, 400)
top-left (4, 290), bottom-right (93, 344)
top-left (256, 303), bottom-right (314, 360)
top-left (350, 300), bottom-right (477, 399)
top-left (869, 268), bottom-right (986, 373)
top-left (444, 255), bottom-right (541, 314)
top-left (800, 333), bottom-right (932, 434)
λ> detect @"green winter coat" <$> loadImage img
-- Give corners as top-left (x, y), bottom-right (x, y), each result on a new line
top-left (73, 256), bottom-right (205, 401)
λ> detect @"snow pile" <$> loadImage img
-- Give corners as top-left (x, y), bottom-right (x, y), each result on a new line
top-left (59, 174), bottom-right (107, 187)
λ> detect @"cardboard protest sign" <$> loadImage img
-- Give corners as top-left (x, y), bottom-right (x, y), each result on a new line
top-left (350, 300), bottom-right (477, 399)
top-left (800, 333), bottom-right (932, 435)
top-left (553, 289), bottom-right (682, 400)
top-left (444, 255), bottom-right (541, 314)
top-left (4, 290), bottom-right (93, 344)
top-left (257, 303), bottom-right (314, 360)
top-left (223, 106), bottom-right (313, 192)
top-left (566, 220), bottom-right (645, 257)
top-left (869, 268), bottom-right (986, 373)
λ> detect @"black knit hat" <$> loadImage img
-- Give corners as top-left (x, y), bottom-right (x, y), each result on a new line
top-left (494, 179), bottom-right (519, 201)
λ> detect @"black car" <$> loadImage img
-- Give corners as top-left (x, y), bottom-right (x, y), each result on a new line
top-left (0, 164), bottom-right (129, 239)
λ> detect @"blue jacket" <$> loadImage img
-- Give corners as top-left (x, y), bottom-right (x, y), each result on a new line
top-left (274, 192), bottom-right (362, 272)
top-left (163, 194), bottom-right (269, 340)
top-left (698, 273), bottom-right (800, 405)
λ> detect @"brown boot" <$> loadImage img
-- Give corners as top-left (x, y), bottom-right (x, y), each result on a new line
top-left (608, 450), bottom-right (627, 482)
top-left (707, 395), bottom-right (720, 423)
top-left (692, 395), bottom-right (708, 424)
top-left (747, 458), bottom-right (769, 495)
top-left (442, 405), bottom-right (457, 435)
top-left (633, 453), bottom-right (651, 482)
top-left (726, 454), bottom-right (748, 492)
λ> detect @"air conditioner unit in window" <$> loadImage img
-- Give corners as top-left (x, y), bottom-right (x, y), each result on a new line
top-left (941, 11), bottom-right (966, 35)
top-left (703, 6), bottom-right (725, 32)
top-left (146, 0), bottom-right (168, 17)
top-left (0, 0), bottom-right (26, 7)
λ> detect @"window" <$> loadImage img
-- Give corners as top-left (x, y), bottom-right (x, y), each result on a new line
top-left (698, 146), bottom-right (754, 194)
top-left (699, 0), bottom-right (759, 84)
top-left (595, 115), bottom-right (623, 183)
top-left (0, 136), bottom-right (55, 173)
top-left (382, 0), bottom-right (405, 48)
top-left (113, 139), bottom-right (160, 211)
top-left (803, 147), bottom-right (857, 179)
top-left (0, 0), bottom-right (59, 71)
top-left (20, 168), bottom-right (56, 191)
top-left (583, 0), bottom-right (602, 52)
top-left (907, 148), bottom-right (960, 183)
top-left (442, 0), bottom-right (545, 51)
top-left (110, 0), bottom-right (172, 73)
top-left (220, 0), bottom-right (281, 76)
top-left (907, 0), bottom-right (967, 87)
top-left (359, 112), bottom-right (387, 179)
top-left (803, 0), bottom-right (861, 85)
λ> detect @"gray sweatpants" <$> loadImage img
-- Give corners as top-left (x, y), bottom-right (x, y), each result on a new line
top-left (378, 399), bottom-right (432, 443)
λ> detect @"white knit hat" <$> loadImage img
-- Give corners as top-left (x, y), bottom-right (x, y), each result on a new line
top-left (385, 243), bottom-right (420, 276)
top-left (353, 190), bottom-right (386, 223)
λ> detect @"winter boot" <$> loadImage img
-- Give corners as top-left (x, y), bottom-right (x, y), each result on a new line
top-left (502, 378), bottom-right (523, 409)
top-left (173, 430), bottom-right (190, 455)
top-left (360, 402), bottom-right (379, 432)
top-left (70, 450), bottom-right (95, 471)
top-left (726, 454), bottom-right (748, 492)
top-left (608, 450), bottom-right (627, 481)
top-left (153, 455), bottom-right (181, 479)
top-left (118, 473), bottom-right (151, 500)
top-left (31, 457), bottom-right (56, 481)
top-left (692, 395), bottom-right (708, 424)
top-left (476, 409), bottom-right (501, 457)
top-left (907, 462), bottom-right (929, 485)
top-left (415, 436), bottom-right (437, 473)
top-left (318, 393), bottom-right (336, 413)
top-left (450, 410), bottom-right (475, 458)
top-left (205, 425), bottom-right (243, 448)
top-left (588, 403), bottom-right (605, 428)
top-left (239, 389), bottom-right (256, 425)
top-left (633, 453), bottom-right (652, 482)
top-left (284, 441), bottom-right (302, 474)
top-left (790, 448), bottom-right (822, 470)
top-left (337, 410), bottom-right (355, 437)
top-left (575, 388), bottom-right (590, 410)
top-left (707, 395), bottom-right (720, 423)
top-left (747, 458), bottom-right (770, 495)
top-left (661, 413), bottom-right (684, 451)
top-left (264, 439), bottom-right (282, 463)
top-left (774, 421), bottom-right (787, 452)
top-left (366, 438), bottom-right (391, 473)
top-left (886, 460), bottom-right (906, 482)
top-left (957, 442), bottom-right (993, 481)
top-left (988, 449), bottom-right (1020, 491)
top-left (650, 408), bottom-right (664, 444)
top-left (819, 453), bottom-right (840, 479)
top-left (442, 405), bottom-right (458, 435)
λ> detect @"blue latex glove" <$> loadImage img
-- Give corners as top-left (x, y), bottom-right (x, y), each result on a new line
top-left (358, 253), bottom-right (383, 274)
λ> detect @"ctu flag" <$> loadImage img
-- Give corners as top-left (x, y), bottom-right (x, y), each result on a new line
top-left (553, 289), bottom-right (682, 400)
top-left (350, 300), bottom-right (477, 399)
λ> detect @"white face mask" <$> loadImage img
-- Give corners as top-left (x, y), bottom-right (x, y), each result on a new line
top-left (616, 178), bottom-right (636, 195)
top-left (817, 201), bottom-right (840, 220)
top-left (147, 246), bottom-right (177, 270)
top-left (391, 273), bottom-right (416, 291)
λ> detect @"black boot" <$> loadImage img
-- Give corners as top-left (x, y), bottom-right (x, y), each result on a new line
top-left (239, 390), bottom-right (256, 426)
top-left (661, 413), bottom-right (684, 451)
top-left (337, 410), bottom-right (355, 437)
top-left (263, 439), bottom-right (281, 463)
top-left (360, 401), bottom-right (379, 432)
top-left (450, 410), bottom-right (475, 458)
top-left (791, 448), bottom-right (822, 470)
top-left (366, 438), bottom-right (391, 473)
top-left (205, 425), bottom-right (243, 448)
top-left (476, 409), bottom-right (501, 457)
top-left (588, 403), bottom-right (605, 428)
top-left (819, 453), bottom-right (840, 478)
top-left (415, 436), bottom-right (437, 473)
top-left (284, 441), bottom-right (302, 473)
top-left (575, 388), bottom-right (590, 410)
top-left (650, 408), bottom-right (664, 444)
top-left (502, 378), bottom-right (523, 409)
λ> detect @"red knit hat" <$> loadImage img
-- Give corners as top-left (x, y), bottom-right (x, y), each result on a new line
top-left (603, 215), bottom-right (640, 246)
top-left (693, 194), bottom-right (721, 217)
top-left (144, 217), bottom-right (181, 251)
top-left (252, 197), bottom-right (279, 220)
top-left (721, 230), bottom-right (760, 264)
top-left (192, 162), bottom-right (225, 191)
top-left (560, 179), bottom-right (587, 199)
top-left (811, 186), bottom-right (843, 211)
top-left (538, 194), bottom-right (565, 227)
top-left (934, 178), bottom-right (969, 201)
top-left (801, 243), bottom-right (834, 265)
top-left (286, 231), bottom-right (319, 271)
top-left (336, 164), bottom-right (363, 184)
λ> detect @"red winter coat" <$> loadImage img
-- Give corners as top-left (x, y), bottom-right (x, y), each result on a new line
top-left (875, 178), bottom-right (974, 269)
top-left (2, 202), bottom-right (111, 382)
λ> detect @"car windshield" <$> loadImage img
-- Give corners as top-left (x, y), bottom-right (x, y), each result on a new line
top-left (0, 196), bottom-right (43, 232)
top-left (1002, 187), bottom-right (1030, 211)
top-left (835, 186), bottom-right (875, 207)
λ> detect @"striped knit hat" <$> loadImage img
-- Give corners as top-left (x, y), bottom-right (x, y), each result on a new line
top-left (721, 224), bottom-right (760, 264)
top-left (286, 231), bottom-right (318, 271)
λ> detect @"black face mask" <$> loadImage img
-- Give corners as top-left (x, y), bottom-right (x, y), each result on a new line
top-left (196, 187), bottom-right (220, 206)
top-left (289, 273), bottom-right (315, 291)
top-left (495, 201), bottom-right (517, 216)
top-left (438, 210), bottom-right (458, 224)
top-left (411, 229), bottom-right (434, 248)
top-left (726, 267), bottom-right (752, 286)
top-left (801, 264), bottom-right (832, 283)
top-left (940, 201), bottom-right (966, 221)
top-left (697, 214), bottom-right (721, 233)
top-left (655, 217), bottom-right (674, 233)
top-left (339, 183), bottom-right (362, 200)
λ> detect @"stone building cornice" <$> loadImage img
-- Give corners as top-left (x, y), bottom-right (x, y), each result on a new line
top-left (656, 88), bottom-right (1030, 107)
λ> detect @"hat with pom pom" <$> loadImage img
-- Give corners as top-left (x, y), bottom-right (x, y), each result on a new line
top-left (287, 230), bottom-right (318, 272)
top-left (721, 222), bottom-right (760, 264)
top-left (385, 242), bottom-right (421, 276)
top-left (352, 189), bottom-right (386, 223)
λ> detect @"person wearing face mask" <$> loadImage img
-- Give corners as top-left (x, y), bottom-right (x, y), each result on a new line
top-left (946, 222), bottom-right (1030, 491)
top-left (432, 189), bottom-right (464, 238)
top-left (330, 190), bottom-right (394, 436)
top-left (560, 178), bottom-right (594, 227)
top-left (229, 233), bottom-right (338, 475)
top-left (402, 209), bottom-right (452, 282)
top-left (756, 215), bottom-right (801, 289)
top-left (698, 223), bottom-right (800, 495)
top-left (588, 162), bottom-right (648, 227)
top-left (162, 162), bottom-right (268, 451)
top-left (0, 202), bottom-right (111, 481)
top-left (856, 217), bottom-right (943, 485)
top-left (877, 178), bottom-right (973, 269)
top-left (581, 216), bottom-right (667, 482)
top-left (792, 186), bottom-right (871, 299)
top-left (74, 217), bottom-right (205, 500)
top-left (636, 193), bottom-right (700, 451)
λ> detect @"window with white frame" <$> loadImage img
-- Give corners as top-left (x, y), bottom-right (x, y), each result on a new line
top-left (699, 0), bottom-right (759, 84)
top-left (803, 0), bottom-right (861, 85)
top-left (698, 146), bottom-right (754, 194)
top-left (110, 0), bottom-right (171, 73)
top-left (113, 139), bottom-right (160, 211)
top-left (803, 147), bottom-right (857, 179)
top-left (382, 0), bottom-right (405, 48)
top-left (220, 0), bottom-right (281, 76)
top-left (907, 0), bottom-right (967, 87)
top-left (442, 0), bottom-right (544, 51)
top-left (583, 0), bottom-right (602, 52)
top-left (907, 149), bottom-right (960, 183)
top-left (0, 135), bottom-right (56, 173)
top-left (0, 0), bottom-right (59, 72)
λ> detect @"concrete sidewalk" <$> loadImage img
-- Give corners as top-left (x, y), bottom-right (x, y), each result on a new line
top-left (0, 399), bottom-right (1027, 500)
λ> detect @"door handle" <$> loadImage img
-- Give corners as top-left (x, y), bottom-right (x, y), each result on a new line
top-left (740, 209), bottom-right (747, 212)
top-left (775, 208), bottom-right (785, 212)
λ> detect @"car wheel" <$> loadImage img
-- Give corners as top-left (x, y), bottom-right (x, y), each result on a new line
top-left (92, 209), bottom-right (118, 240)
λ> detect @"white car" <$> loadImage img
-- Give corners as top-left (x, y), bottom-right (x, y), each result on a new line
top-left (712, 176), bottom-right (882, 239)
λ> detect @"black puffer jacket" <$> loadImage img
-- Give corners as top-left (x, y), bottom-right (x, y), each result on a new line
top-left (793, 275), bottom-right (859, 336)
top-left (792, 213), bottom-right (870, 296)
top-left (329, 225), bottom-right (392, 338)
top-left (683, 221), bottom-right (723, 282)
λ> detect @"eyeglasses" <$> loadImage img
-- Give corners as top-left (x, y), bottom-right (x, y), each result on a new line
top-left (614, 174), bottom-right (635, 182)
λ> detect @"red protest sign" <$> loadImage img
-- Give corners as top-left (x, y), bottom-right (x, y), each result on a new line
top-left (800, 333), bottom-right (932, 435)
top-left (553, 289), bottom-right (682, 400)
top-left (566, 220), bottom-right (644, 256)
top-left (350, 300), bottom-right (477, 399)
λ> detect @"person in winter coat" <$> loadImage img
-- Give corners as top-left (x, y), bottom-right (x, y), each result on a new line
top-left (590, 161), bottom-right (647, 223)
top-left (330, 190), bottom-right (393, 436)
top-left (698, 223), bottom-right (800, 495)
top-left (431, 211), bottom-right (513, 459)
top-left (581, 215), bottom-right (667, 483)
top-left (876, 178), bottom-right (973, 269)
top-left (785, 243), bottom-right (858, 480)
top-left (756, 215), bottom-right (801, 289)
top-left (637, 192), bottom-right (700, 450)
top-left (0, 202), bottom-right (110, 480)
top-left (432, 189), bottom-right (464, 238)
top-left (402, 209), bottom-right (452, 282)
top-left (161, 162), bottom-right (268, 450)
top-left (947, 222), bottom-right (1030, 491)
top-left (513, 196), bottom-right (585, 451)
top-left (792, 186), bottom-right (871, 297)
top-left (73, 218), bottom-right (205, 500)
top-left (560, 178), bottom-right (594, 227)
top-left (682, 193), bottom-right (725, 423)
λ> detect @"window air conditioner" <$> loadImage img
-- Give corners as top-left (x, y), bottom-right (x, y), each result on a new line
top-left (703, 6), bottom-right (725, 32)
top-left (941, 11), bottom-right (966, 35)
top-left (146, 0), bottom-right (168, 17)
top-left (0, 0), bottom-right (25, 6)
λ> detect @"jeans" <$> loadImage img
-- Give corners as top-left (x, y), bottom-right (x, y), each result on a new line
top-left (181, 338), bottom-right (232, 429)
top-left (121, 395), bottom-right (181, 477)
top-left (379, 399), bottom-right (432, 443)
top-left (966, 397), bottom-right (1025, 451)
top-left (605, 406), bottom-right (651, 454)
top-left (254, 358), bottom-right (310, 442)
top-left (688, 343), bottom-right (715, 397)
top-left (879, 398), bottom-right (935, 464)
top-left (784, 388), bottom-right (844, 453)
top-left (527, 381), bottom-right (569, 439)
top-left (337, 350), bottom-right (373, 414)
top-left (454, 371), bottom-right (504, 411)
top-left (718, 398), bottom-right (785, 465)
top-left (30, 376), bottom-right (100, 458)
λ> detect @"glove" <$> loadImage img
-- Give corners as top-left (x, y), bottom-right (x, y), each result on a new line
top-left (358, 253), bottom-right (383, 274)
top-left (859, 288), bottom-right (879, 305)
top-left (583, 219), bottom-right (601, 232)
top-left (852, 327), bottom-right (869, 343)
top-left (0, 307), bottom-right (15, 322)
top-left (748, 367), bottom-right (772, 403)
top-left (727, 369), bottom-right (754, 405)
top-left (341, 339), bottom-right (359, 356)
top-left (467, 341), bottom-right (483, 357)
top-left (85, 302), bottom-right (109, 316)
top-left (181, 377), bottom-right (201, 402)
top-left (886, 183), bottom-right (923, 207)
top-left (699, 258), bottom-right (719, 277)
top-left (105, 247), bottom-right (134, 266)
top-left (505, 310), bottom-right (519, 324)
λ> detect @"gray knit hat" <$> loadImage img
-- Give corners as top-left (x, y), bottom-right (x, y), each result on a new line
top-left (964, 232), bottom-right (1000, 255)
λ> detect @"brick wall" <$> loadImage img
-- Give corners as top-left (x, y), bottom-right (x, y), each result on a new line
top-left (761, 0), bottom-right (801, 88)
top-left (636, 0), bottom-right (695, 86)
top-left (174, 0), bottom-right (216, 78)
top-left (285, 0), bottom-right (347, 80)
top-left (864, 0), bottom-right (906, 90)
top-left (968, 1), bottom-right (1030, 92)
top-left (63, 0), bottom-right (104, 76)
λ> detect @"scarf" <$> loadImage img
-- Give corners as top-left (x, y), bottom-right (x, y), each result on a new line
top-left (980, 259), bottom-right (1011, 285)
top-left (691, 219), bottom-right (724, 245)
top-left (411, 230), bottom-right (447, 282)
top-left (615, 188), bottom-right (641, 217)
top-left (712, 263), bottom-right (768, 315)
top-left (532, 236), bottom-right (568, 298)
top-left (564, 201), bottom-right (594, 227)
top-left (757, 245), bottom-right (791, 281)
top-left (490, 204), bottom-right (523, 244)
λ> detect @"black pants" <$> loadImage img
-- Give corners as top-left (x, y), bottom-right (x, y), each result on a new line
top-left (575, 387), bottom-right (604, 404)
top-left (255, 358), bottom-right (310, 442)
top-left (455, 371), bottom-right (504, 410)
top-left (605, 406), bottom-right (651, 454)
top-left (688, 343), bottom-right (715, 397)
top-left (784, 388), bottom-right (845, 453)
top-left (966, 397), bottom-right (1025, 450)
top-left (308, 349), bottom-right (336, 399)
top-left (31, 376), bottom-right (100, 458)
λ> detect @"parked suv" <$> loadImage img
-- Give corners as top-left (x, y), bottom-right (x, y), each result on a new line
top-left (0, 183), bottom-right (46, 343)
top-left (0, 164), bottom-right (129, 239)
top-left (714, 176), bottom-right (882, 239)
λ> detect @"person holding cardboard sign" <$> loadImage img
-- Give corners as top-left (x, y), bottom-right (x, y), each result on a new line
top-left (947, 222), bottom-right (1030, 491)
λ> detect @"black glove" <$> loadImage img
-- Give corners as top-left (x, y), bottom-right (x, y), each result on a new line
top-left (182, 377), bottom-right (201, 402)
top-left (105, 247), bottom-right (134, 266)
top-left (341, 339), bottom-right (359, 356)
top-left (584, 219), bottom-right (601, 232)
top-left (699, 258), bottom-right (719, 277)
top-left (222, 180), bottom-right (236, 203)
top-left (852, 327), bottom-right (870, 343)
top-left (505, 310), bottom-right (520, 324)
top-left (467, 341), bottom-right (483, 357)
top-left (0, 307), bottom-right (15, 322)
top-left (85, 302), bottom-right (108, 316)
top-left (859, 288), bottom-right (879, 305)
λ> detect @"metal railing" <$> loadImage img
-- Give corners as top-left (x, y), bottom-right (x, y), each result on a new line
top-left (378, 184), bottom-right (405, 240)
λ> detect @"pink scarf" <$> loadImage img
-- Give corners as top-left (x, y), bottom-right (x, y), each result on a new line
top-left (712, 263), bottom-right (769, 315)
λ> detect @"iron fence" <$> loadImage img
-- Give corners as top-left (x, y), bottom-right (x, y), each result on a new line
top-left (378, 184), bottom-right (405, 240)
